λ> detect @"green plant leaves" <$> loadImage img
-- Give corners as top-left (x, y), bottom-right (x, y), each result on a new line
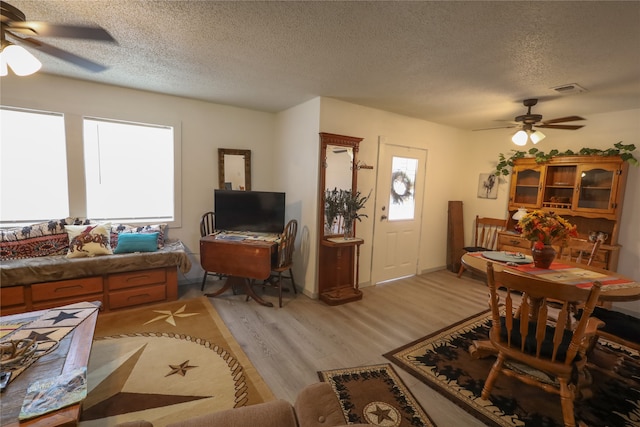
top-left (494, 142), bottom-right (637, 176)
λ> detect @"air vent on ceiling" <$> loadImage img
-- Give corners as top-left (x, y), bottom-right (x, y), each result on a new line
top-left (550, 83), bottom-right (588, 95)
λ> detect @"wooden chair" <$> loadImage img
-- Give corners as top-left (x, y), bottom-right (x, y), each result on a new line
top-left (200, 211), bottom-right (226, 291)
top-left (457, 216), bottom-right (508, 277)
top-left (559, 238), bottom-right (601, 266)
top-left (249, 219), bottom-right (298, 307)
top-left (483, 262), bottom-right (603, 427)
top-left (576, 306), bottom-right (640, 352)
top-left (555, 238), bottom-right (602, 326)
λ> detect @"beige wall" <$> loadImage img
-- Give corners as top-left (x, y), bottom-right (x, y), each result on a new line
top-left (318, 98), bottom-right (467, 283)
top-left (274, 98), bottom-right (321, 298)
top-left (2, 73), bottom-right (276, 284)
top-left (2, 74), bottom-right (638, 314)
top-left (459, 109), bottom-right (640, 315)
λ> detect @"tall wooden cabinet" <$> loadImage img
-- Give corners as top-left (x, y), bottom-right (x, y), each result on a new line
top-left (503, 155), bottom-right (629, 271)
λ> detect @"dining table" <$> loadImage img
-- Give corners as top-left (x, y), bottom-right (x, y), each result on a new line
top-left (461, 251), bottom-right (640, 302)
top-left (461, 251), bottom-right (640, 359)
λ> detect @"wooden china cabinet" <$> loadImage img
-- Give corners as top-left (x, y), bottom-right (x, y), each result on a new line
top-left (500, 155), bottom-right (629, 270)
top-left (317, 132), bottom-right (365, 305)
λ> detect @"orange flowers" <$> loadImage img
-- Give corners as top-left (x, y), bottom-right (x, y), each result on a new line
top-left (518, 210), bottom-right (578, 248)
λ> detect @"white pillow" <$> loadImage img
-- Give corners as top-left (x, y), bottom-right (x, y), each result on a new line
top-left (65, 223), bottom-right (113, 258)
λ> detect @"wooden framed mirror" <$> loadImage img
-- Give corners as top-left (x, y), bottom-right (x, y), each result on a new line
top-left (318, 133), bottom-right (361, 237)
top-left (318, 132), bottom-right (364, 306)
top-left (218, 148), bottom-right (251, 191)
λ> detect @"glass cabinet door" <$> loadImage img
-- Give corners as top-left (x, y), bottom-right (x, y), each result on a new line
top-left (574, 163), bottom-right (621, 214)
top-left (509, 164), bottom-right (544, 209)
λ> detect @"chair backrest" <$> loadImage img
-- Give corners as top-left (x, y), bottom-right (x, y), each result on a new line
top-left (277, 219), bottom-right (298, 268)
top-left (486, 261), bottom-right (602, 366)
top-left (473, 216), bottom-right (508, 250)
top-left (200, 211), bottom-right (215, 237)
top-left (559, 238), bottom-right (601, 266)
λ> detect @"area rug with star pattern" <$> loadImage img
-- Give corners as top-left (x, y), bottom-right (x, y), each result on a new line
top-left (79, 297), bottom-right (273, 427)
top-left (318, 363), bottom-right (437, 427)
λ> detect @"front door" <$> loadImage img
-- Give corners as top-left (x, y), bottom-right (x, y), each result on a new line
top-left (371, 140), bottom-right (427, 284)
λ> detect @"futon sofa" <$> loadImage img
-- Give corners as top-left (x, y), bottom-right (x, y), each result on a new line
top-left (117, 382), bottom-right (369, 427)
top-left (0, 218), bottom-right (191, 314)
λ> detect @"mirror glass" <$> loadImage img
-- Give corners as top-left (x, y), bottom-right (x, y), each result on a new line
top-left (320, 138), bottom-right (358, 237)
top-left (218, 148), bottom-right (251, 191)
top-left (326, 145), bottom-right (353, 192)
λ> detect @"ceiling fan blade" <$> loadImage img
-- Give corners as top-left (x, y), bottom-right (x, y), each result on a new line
top-left (472, 125), bottom-right (518, 131)
top-left (7, 21), bottom-right (115, 42)
top-left (537, 124), bottom-right (585, 130)
top-left (541, 115), bottom-right (585, 124)
top-left (20, 37), bottom-right (108, 72)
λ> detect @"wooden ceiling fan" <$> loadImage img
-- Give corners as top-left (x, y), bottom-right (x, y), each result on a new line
top-left (474, 98), bottom-right (586, 132)
top-left (1, 1), bottom-right (116, 73)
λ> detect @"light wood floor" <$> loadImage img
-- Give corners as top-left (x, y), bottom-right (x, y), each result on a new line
top-left (180, 269), bottom-right (492, 427)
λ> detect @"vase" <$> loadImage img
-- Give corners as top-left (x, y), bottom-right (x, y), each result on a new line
top-left (343, 219), bottom-right (354, 240)
top-left (531, 244), bottom-right (556, 269)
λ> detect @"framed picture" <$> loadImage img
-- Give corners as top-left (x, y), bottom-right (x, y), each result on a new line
top-left (477, 173), bottom-right (498, 199)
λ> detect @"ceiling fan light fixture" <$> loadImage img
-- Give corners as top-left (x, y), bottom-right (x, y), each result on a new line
top-left (0, 43), bottom-right (41, 76)
top-left (511, 130), bottom-right (528, 146)
top-left (530, 130), bottom-right (546, 144)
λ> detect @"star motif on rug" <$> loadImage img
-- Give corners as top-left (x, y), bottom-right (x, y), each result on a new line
top-left (166, 360), bottom-right (198, 377)
top-left (26, 329), bottom-right (58, 341)
top-left (144, 304), bottom-right (199, 326)
top-left (369, 405), bottom-right (394, 423)
top-left (363, 401), bottom-right (400, 427)
top-left (45, 310), bottom-right (80, 324)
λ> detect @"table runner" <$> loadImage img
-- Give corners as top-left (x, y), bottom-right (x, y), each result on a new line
top-left (471, 252), bottom-right (638, 291)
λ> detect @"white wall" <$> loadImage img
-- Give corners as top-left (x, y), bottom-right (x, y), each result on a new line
top-left (2, 74), bottom-right (638, 315)
top-left (319, 97), bottom-right (468, 284)
top-left (1, 73), bottom-right (277, 283)
top-left (274, 98), bottom-right (321, 297)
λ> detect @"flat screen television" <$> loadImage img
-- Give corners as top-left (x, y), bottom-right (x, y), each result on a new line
top-left (214, 189), bottom-right (286, 234)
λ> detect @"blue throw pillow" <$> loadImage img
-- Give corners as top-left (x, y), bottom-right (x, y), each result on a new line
top-left (114, 232), bottom-right (159, 254)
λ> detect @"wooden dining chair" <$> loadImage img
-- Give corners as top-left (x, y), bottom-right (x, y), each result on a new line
top-left (555, 238), bottom-right (602, 326)
top-left (249, 219), bottom-right (298, 307)
top-left (483, 262), bottom-right (603, 427)
top-left (559, 238), bottom-right (602, 266)
top-left (457, 216), bottom-right (508, 277)
top-left (199, 211), bottom-right (226, 291)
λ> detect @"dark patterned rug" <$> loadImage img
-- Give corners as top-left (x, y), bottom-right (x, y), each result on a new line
top-left (319, 363), bottom-right (438, 427)
top-left (384, 310), bottom-right (640, 427)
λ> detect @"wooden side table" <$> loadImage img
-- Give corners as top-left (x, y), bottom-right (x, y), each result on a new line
top-left (319, 237), bottom-right (364, 306)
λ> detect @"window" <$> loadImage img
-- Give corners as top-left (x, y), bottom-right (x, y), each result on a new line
top-left (388, 156), bottom-right (418, 221)
top-left (0, 107), bottom-right (69, 223)
top-left (83, 118), bottom-right (176, 222)
top-left (0, 107), bottom-right (181, 227)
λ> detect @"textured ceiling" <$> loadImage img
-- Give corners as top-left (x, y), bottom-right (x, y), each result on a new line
top-left (3, 1), bottom-right (640, 131)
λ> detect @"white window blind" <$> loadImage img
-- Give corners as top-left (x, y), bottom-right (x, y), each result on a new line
top-left (83, 118), bottom-right (175, 222)
top-left (0, 107), bottom-right (69, 223)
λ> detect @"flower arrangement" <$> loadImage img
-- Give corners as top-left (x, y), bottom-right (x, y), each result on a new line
top-left (324, 188), bottom-right (371, 237)
top-left (324, 188), bottom-right (342, 232)
top-left (518, 210), bottom-right (578, 249)
top-left (342, 189), bottom-right (370, 222)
